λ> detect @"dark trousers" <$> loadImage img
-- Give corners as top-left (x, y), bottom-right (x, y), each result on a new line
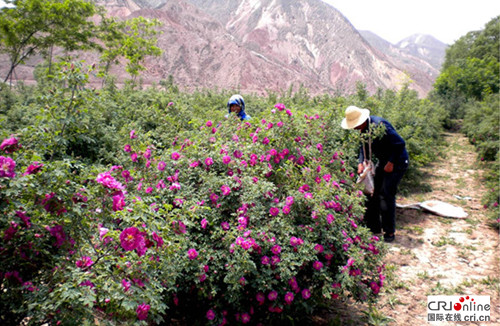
top-left (364, 162), bottom-right (408, 234)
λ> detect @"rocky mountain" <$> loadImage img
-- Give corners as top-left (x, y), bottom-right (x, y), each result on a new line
top-left (180, 0), bottom-right (434, 96)
top-left (360, 31), bottom-right (445, 87)
top-left (2, 0), bottom-right (446, 97)
top-left (396, 34), bottom-right (447, 71)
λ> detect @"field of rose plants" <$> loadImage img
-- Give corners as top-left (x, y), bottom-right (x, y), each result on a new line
top-left (0, 63), bottom-right (446, 325)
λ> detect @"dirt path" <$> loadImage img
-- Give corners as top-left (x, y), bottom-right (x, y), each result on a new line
top-left (321, 131), bottom-right (499, 325)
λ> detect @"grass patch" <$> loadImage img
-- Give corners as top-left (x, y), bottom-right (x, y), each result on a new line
top-left (401, 225), bottom-right (424, 235)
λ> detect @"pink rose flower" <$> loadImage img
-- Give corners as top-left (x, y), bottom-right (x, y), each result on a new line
top-left (23, 162), bottom-right (43, 176)
top-left (268, 290), bottom-right (278, 301)
top-left (205, 157), bottom-right (214, 166)
top-left (187, 248), bottom-right (198, 260)
top-left (171, 152), bottom-right (180, 160)
top-left (206, 309), bottom-right (215, 320)
top-left (0, 156), bottom-right (16, 178)
top-left (221, 184), bottom-right (231, 195)
top-left (269, 207), bottom-right (280, 216)
top-left (313, 261), bottom-right (323, 270)
top-left (136, 303), bottom-right (150, 320)
top-left (76, 256), bottom-right (93, 269)
top-left (0, 137), bottom-right (20, 153)
top-left (120, 227), bottom-right (145, 251)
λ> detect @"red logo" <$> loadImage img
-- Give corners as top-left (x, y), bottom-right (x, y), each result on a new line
top-left (454, 296), bottom-right (475, 311)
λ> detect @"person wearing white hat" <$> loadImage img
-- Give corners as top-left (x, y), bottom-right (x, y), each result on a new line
top-left (341, 106), bottom-right (409, 242)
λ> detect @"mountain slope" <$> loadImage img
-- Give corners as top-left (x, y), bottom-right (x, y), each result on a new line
top-left (0, 0), bottom-right (443, 97)
top-left (360, 30), bottom-right (442, 86)
top-left (396, 34), bottom-right (447, 70)
top-left (185, 0), bottom-right (429, 95)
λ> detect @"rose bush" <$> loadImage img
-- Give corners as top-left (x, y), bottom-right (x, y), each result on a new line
top-left (1, 100), bottom-right (386, 324)
top-left (2, 61), bottom-right (450, 325)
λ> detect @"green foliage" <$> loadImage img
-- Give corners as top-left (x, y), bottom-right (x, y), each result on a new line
top-left (0, 59), bottom-right (450, 324)
top-left (0, 0), bottom-right (100, 83)
top-left (432, 16), bottom-right (500, 120)
top-left (97, 16), bottom-right (163, 80)
top-left (462, 94), bottom-right (499, 226)
top-left (433, 16), bottom-right (499, 226)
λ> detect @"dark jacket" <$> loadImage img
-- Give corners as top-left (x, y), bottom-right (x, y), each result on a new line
top-left (359, 116), bottom-right (409, 166)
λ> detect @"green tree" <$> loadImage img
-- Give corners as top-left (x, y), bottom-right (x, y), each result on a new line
top-left (97, 16), bottom-right (162, 81)
top-left (432, 16), bottom-right (500, 119)
top-left (0, 0), bottom-right (100, 83)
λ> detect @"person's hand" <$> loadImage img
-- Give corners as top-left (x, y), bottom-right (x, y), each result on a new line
top-left (358, 163), bottom-right (364, 174)
top-left (384, 161), bottom-right (394, 173)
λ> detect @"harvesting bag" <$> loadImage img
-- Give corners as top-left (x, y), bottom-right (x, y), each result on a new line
top-left (357, 161), bottom-right (375, 195)
top-left (356, 119), bottom-right (375, 196)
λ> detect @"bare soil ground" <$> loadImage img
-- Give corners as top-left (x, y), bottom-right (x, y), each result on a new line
top-left (317, 132), bottom-right (500, 325)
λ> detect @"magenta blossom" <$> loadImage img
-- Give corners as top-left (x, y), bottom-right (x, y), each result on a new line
top-left (124, 144), bottom-right (131, 152)
top-left (136, 303), bottom-right (150, 320)
top-left (256, 292), bottom-right (265, 304)
top-left (0, 156), bottom-right (16, 178)
top-left (112, 193), bottom-right (126, 211)
top-left (282, 205), bottom-right (291, 215)
top-left (206, 309), bottom-right (215, 320)
top-left (157, 161), bottom-right (166, 171)
top-left (314, 244), bottom-right (324, 253)
top-left (16, 211), bottom-right (31, 228)
top-left (271, 245), bottom-right (281, 255)
top-left (302, 288), bottom-right (311, 299)
top-left (200, 218), bottom-right (208, 229)
top-left (120, 227), bottom-right (145, 251)
top-left (187, 248), bottom-right (198, 260)
top-left (222, 155), bottom-right (231, 164)
top-left (269, 207), bottom-right (280, 216)
top-left (122, 279), bottom-right (131, 292)
top-left (241, 313), bottom-right (251, 324)
top-left (370, 282), bottom-right (380, 294)
top-left (130, 130), bottom-right (137, 139)
top-left (313, 261), bottom-right (323, 270)
top-left (96, 172), bottom-right (125, 190)
top-left (268, 290), bottom-right (278, 301)
top-left (0, 137), bottom-right (21, 153)
top-left (23, 162), bottom-right (43, 176)
top-left (152, 231), bottom-right (164, 248)
top-left (171, 152), bottom-right (180, 160)
top-left (284, 291), bottom-right (294, 304)
top-left (205, 157), bottom-right (214, 166)
top-left (290, 236), bottom-right (303, 247)
top-left (274, 103), bottom-right (286, 111)
top-left (76, 256), bottom-right (93, 269)
top-left (221, 184), bottom-right (231, 196)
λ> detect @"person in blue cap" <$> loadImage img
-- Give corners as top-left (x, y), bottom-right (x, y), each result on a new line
top-left (341, 105), bottom-right (409, 243)
top-left (226, 94), bottom-right (251, 121)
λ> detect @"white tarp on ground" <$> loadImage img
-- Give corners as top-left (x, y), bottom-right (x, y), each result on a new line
top-left (396, 200), bottom-right (468, 219)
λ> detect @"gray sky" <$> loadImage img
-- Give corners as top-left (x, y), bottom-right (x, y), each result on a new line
top-left (323, 0), bottom-right (500, 44)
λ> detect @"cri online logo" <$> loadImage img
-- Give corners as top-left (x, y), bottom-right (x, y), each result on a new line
top-left (454, 296), bottom-right (474, 311)
top-left (428, 295), bottom-right (490, 312)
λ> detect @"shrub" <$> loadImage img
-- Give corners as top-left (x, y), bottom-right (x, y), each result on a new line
top-left (1, 103), bottom-right (386, 325)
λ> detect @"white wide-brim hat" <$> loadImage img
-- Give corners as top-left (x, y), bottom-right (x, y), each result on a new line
top-left (341, 106), bottom-right (370, 129)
